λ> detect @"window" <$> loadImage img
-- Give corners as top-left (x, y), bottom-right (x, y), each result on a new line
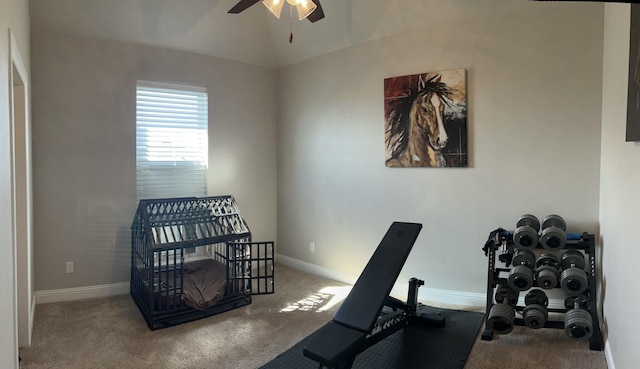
top-left (136, 81), bottom-right (208, 200)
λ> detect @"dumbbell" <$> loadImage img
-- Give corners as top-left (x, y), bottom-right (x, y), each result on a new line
top-left (513, 214), bottom-right (540, 250)
top-left (535, 253), bottom-right (560, 289)
top-left (564, 295), bottom-right (593, 340)
top-left (560, 250), bottom-right (588, 296)
top-left (540, 214), bottom-right (566, 250)
top-left (508, 249), bottom-right (535, 291)
top-left (487, 285), bottom-right (518, 334)
top-left (523, 289), bottom-right (549, 329)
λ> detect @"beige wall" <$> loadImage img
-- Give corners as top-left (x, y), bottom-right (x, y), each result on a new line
top-left (24, 1), bottom-right (640, 368)
top-left (30, 31), bottom-right (277, 291)
top-left (277, 4), bottom-right (604, 296)
top-left (601, 4), bottom-right (640, 369)
top-left (1, 0), bottom-right (30, 366)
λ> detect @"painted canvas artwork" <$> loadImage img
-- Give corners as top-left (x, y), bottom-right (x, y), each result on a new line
top-left (627, 4), bottom-right (640, 142)
top-left (384, 69), bottom-right (467, 167)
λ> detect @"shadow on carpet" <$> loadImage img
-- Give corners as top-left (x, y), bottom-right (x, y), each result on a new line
top-left (260, 306), bottom-right (485, 369)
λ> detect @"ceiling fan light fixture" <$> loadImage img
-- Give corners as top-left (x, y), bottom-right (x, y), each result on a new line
top-left (264, 0), bottom-right (317, 21)
top-left (262, 0), bottom-right (285, 19)
top-left (291, 0), bottom-right (317, 20)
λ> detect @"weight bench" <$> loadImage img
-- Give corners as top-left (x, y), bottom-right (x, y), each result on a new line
top-left (303, 222), bottom-right (445, 369)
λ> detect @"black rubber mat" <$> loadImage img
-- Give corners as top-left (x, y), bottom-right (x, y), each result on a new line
top-left (259, 306), bottom-right (484, 369)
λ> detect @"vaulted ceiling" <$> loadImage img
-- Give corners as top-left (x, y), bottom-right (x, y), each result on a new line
top-left (29, 0), bottom-right (564, 68)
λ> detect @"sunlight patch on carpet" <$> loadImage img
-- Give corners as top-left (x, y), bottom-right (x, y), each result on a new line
top-left (279, 285), bottom-right (352, 313)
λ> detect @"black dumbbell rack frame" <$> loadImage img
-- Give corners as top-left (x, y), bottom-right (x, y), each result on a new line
top-left (481, 230), bottom-right (603, 351)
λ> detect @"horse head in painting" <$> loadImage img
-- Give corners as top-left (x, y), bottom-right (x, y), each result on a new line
top-left (385, 74), bottom-right (453, 167)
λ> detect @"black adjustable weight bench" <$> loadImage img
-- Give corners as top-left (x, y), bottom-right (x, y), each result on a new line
top-left (303, 222), bottom-right (445, 369)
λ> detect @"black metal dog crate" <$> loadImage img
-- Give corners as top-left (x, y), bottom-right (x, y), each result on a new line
top-left (130, 195), bottom-right (274, 330)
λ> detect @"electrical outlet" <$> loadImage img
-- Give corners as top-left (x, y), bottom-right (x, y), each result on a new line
top-left (66, 261), bottom-right (74, 274)
top-left (309, 242), bottom-right (315, 253)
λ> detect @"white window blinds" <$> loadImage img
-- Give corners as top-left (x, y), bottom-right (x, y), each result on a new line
top-left (136, 81), bottom-right (208, 200)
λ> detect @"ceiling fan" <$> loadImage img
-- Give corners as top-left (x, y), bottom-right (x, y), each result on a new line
top-left (228, 0), bottom-right (325, 23)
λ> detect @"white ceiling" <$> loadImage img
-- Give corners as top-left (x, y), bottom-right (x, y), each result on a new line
top-left (29, 0), bottom-right (558, 68)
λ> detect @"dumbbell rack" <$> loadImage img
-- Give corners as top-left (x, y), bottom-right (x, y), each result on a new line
top-left (481, 229), bottom-right (603, 351)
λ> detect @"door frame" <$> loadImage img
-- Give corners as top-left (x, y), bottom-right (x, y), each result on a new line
top-left (9, 28), bottom-right (34, 349)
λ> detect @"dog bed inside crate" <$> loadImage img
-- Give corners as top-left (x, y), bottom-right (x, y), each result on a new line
top-left (158, 259), bottom-right (227, 310)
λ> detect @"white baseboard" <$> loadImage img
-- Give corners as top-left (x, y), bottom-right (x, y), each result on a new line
top-left (28, 294), bottom-right (36, 345)
top-left (276, 254), bottom-right (360, 285)
top-left (276, 254), bottom-right (487, 308)
top-left (604, 340), bottom-right (615, 369)
top-left (35, 282), bottom-right (129, 304)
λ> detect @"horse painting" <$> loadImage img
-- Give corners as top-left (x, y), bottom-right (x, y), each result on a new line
top-left (384, 71), bottom-right (466, 167)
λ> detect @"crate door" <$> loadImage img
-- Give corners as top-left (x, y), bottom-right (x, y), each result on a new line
top-left (249, 242), bottom-right (275, 295)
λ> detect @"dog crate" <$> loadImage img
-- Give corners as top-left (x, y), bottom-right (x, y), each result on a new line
top-left (130, 195), bottom-right (274, 330)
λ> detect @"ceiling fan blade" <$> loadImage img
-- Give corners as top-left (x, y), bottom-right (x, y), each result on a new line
top-left (228, 0), bottom-right (261, 14)
top-left (306, 0), bottom-right (325, 23)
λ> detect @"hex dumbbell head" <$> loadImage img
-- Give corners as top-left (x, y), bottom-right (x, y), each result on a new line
top-left (535, 265), bottom-right (560, 289)
top-left (560, 250), bottom-right (586, 270)
top-left (536, 253), bottom-right (560, 268)
top-left (535, 254), bottom-right (560, 289)
top-left (512, 249), bottom-right (536, 269)
top-left (540, 214), bottom-right (567, 250)
top-left (488, 304), bottom-right (515, 334)
top-left (524, 288), bottom-right (550, 330)
top-left (495, 285), bottom-right (519, 306)
top-left (565, 309), bottom-right (593, 340)
top-left (564, 295), bottom-right (590, 310)
top-left (561, 268), bottom-right (588, 295)
top-left (523, 304), bottom-right (548, 329)
top-left (509, 250), bottom-right (535, 291)
top-left (525, 289), bottom-right (549, 307)
top-left (508, 265), bottom-right (534, 291)
top-left (542, 214), bottom-right (566, 231)
top-left (517, 214), bottom-right (541, 230)
top-left (564, 295), bottom-right (593, 340)
top-left (513, 214), bottom-right (540, 250)
top-left (560, 250), bottom-right (588, 296)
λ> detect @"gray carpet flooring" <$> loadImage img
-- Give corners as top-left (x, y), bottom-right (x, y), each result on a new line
top-left (19, 263), bottom-right (609, 369)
